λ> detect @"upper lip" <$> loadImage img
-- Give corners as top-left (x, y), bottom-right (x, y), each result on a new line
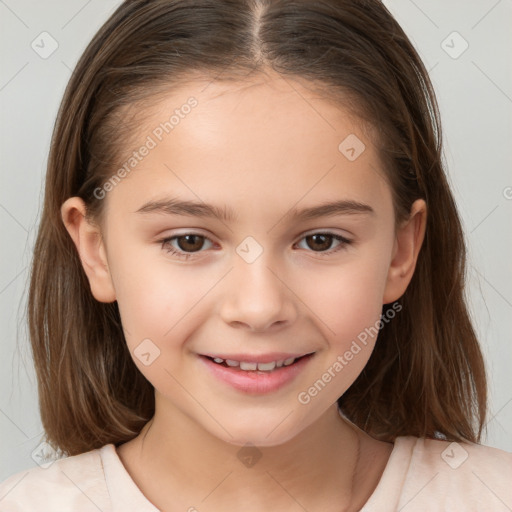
top-left (201, 352), bottom-right (314, 363)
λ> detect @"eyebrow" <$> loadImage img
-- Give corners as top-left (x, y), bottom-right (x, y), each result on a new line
top-left (134, 197), bottom-right (375, 222)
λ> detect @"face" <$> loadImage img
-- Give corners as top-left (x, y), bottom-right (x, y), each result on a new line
top-left (65, 72), bottom-right (425, 447)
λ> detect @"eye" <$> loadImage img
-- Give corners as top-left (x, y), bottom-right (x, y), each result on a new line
top-left (159, 233), bottom-right (214, 260)
top-left (294, 232), bottom-right (352, 255)
top-left (158, 231), bottom-right (352, 260)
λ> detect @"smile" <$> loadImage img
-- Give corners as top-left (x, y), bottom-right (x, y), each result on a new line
top-left (209, 356), bottom-right (301, 371)
top-left (199, 352), bottom-right (315, 394)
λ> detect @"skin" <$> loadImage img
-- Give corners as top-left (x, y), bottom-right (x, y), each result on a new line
top-left (61, 71), bottom-right (427, 511)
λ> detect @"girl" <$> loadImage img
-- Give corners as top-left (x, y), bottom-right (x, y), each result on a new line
top-left (1, 0), bottom-right (511, 510)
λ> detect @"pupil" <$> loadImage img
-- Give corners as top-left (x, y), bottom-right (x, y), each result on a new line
top-left (308, 234), bottom-right (331, 251)
top-left (179, 235), bottom-right (203, 252)
top-left (176, 234), bottom-right (333, 253)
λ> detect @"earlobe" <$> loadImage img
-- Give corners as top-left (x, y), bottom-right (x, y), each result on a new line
top-left (382, 199), bottom-right (427, 304)
top-left (60, 197), bottom-right (116, 303)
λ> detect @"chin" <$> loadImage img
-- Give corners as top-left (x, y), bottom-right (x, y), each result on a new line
top-left (220, 429), bottom-right (299, 448)
top-left (204, 409), bottom-right (316, 448)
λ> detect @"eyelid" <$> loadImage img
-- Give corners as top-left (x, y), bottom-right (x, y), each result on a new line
top-left (298, 227), bottom-right (352, 241)
top-left (158, 227), bottom-right (352, 243)
top-left (294, 231), bottom-right (353, 253)
top-left (158, 229), bottom-right (353, 260)
top-left (159, 231), bottom-right (215, 255)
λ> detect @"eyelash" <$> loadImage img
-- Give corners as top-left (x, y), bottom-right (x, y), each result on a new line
top-left (157, 231), bottom-right (353, 260)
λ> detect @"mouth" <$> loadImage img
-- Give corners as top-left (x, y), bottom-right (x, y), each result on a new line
top-left (198, 352), bottom-right (315, 394)
top-left (202, 353), bottom-right (313, 372)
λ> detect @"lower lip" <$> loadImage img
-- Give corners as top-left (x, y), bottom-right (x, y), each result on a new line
top-left (199, 354), bottom-right (314, 395)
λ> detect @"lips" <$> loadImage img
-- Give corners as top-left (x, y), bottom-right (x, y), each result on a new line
top-left (202, 351), bottom-right (312, 363)
top-left (199, 352), bottom-right (315, 394)
top-left (205, 354), bottom-right (308, 372)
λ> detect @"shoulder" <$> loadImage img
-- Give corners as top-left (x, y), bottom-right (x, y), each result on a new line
top-left (395, 436), bottom-right (512, 510)
top-left (0, 445), bottom-right (111, 512)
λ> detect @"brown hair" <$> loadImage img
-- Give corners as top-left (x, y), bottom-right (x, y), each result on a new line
top-left (28, 0), bottom-right (487, 456)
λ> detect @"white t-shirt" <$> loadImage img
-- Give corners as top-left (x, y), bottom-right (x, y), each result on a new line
top-left (1, 436), bottom-right (511, 511)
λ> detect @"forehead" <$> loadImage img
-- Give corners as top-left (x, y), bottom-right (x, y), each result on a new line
top-left (104, 72), bottom-right (392, 223)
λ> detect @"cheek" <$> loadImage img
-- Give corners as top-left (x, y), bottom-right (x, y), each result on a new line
top-left (108, 243), bottom-right (217, 362)
top-left (305, 255), bottom-right (390, 338)
top-left (110, 262), bottom-right (199, 391)
top-left (113, 273), bottom-right (169, 336)
top-left (300, 249), bottom-right (392, 393)
top-left (106, 241), bottom-right (179, 340)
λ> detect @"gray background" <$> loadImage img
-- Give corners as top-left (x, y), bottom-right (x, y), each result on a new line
top-left (1, 0), bottom-right (511, 480)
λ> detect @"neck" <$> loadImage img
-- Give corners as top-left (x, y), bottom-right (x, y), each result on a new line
top-left (119, 402), bottom-right (366, 512)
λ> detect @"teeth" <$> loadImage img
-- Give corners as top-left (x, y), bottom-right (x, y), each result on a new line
top-left (240, 361), bottom-right (258, 370)
top-left (209, 356), bottom-right (302, 371)
top-left (257, 361), bottom-right (276, 371)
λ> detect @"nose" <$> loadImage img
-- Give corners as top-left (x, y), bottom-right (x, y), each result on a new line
top-left (218, 252), bottom-right (298, 333)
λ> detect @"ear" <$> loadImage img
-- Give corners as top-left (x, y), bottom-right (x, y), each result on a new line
top-left (60, 197), bottom-right (116, 303)
top-left (382, 199), bottom-right (427, 304)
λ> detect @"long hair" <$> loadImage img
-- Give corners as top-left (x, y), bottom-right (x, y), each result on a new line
top-left (28, 0), bottom-right (487, 456)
